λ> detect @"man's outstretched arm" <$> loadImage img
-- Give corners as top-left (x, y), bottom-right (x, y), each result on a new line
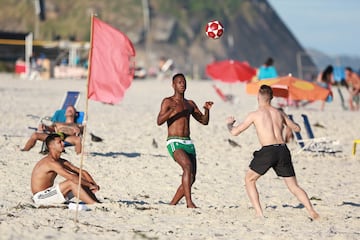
top-left (282, 112), bottom-right (301, 132)
top-left (226, 113), bottom-right (254, 136)
top-left (192, 101), bottom-right (213, 125)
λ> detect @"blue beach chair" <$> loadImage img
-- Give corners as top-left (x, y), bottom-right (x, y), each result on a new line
top-left (301, 114), bottom-right (315, 139)
top-left (290, 114), bottom-right (342, 155)
top-left (59, 91), bottom-right (80, 110)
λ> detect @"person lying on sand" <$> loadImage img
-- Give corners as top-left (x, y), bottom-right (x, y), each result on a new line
top-left (21, 105), bottom-right (83, 154)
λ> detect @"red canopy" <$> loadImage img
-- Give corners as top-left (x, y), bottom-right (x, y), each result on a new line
top-left (206, 60), bottom-right (256, 83)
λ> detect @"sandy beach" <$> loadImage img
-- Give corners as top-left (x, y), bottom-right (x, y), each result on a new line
top-left (0, 73), bottom-right (359, 239)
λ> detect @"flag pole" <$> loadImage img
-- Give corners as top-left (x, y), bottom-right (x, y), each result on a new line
top-left (74, 13), bottom-right (95, 225)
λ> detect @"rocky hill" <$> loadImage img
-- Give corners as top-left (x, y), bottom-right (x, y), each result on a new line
top-left (0, 0), bottom-right (317, 79)
top-left (307, 48), bottom-right (360, 73)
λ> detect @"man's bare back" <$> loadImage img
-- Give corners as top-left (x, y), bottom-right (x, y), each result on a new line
top-left (252, 106), bottom-right (299, 146)
top-left (227, 105), bottom-right (300, 146)
top-left (31, 156), bottom-right (65, 194)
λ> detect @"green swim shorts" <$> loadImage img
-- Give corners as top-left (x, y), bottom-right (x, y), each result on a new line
top-left (166, 137), bottom-right (196, 160)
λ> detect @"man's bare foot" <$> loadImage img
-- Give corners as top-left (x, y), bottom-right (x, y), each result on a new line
top-left (309, 211), bottom-right (320, 220)
top-left (16, 145), bottom-right (26, 151)
top-left (187, 203), bottom-right (197, 208)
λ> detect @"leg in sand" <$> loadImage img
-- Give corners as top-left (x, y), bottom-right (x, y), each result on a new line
top-left (245, 169), bottom-right (264, 217)
top-left (170, 150), bottom-right (197, 208)
top-left (283, 176), bottom-right (320, 220)
top-left (21, 132), bottom-right (48, 151)
top-left (63, 135), bottom-right (82, 154)
top-left (59, 180), bottom-right (100, 204)
top-left (320, 100), bottom-right (326, 111)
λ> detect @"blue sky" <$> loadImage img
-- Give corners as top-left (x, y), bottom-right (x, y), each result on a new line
top-left (267, 0), bottom-right (360, 57)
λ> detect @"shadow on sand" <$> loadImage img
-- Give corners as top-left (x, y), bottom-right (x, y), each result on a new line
top-left (90, 152), bottom-right (168, 159)
top-left (90, 152), bottom-right (141, 158)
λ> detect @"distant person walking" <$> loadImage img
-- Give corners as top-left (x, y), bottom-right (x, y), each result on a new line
top-left (316, 65), bottom-right (334, 111)
top-left (345, 67), bottom-right (360, 111)
top-left (226, 85), bottom-right (319, 220)
top-left (257, 57), bottom-right (278, 80)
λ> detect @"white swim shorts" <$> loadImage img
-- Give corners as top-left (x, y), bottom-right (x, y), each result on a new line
top-left (32, 184), bottom-right (66, 205)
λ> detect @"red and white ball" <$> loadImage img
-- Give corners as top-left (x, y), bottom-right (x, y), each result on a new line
top-left (205, 20), bottom-right (224, 39)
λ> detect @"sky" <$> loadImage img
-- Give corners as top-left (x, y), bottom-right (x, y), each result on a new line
top-left (267, 0), bottom-right (360, 57)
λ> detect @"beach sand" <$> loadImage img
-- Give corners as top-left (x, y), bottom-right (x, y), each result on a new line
top-left (0, 73), bottom-right (359, 239)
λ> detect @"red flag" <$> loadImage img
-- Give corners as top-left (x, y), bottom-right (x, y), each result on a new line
top-left (88, 17), bottom-right (136, 104)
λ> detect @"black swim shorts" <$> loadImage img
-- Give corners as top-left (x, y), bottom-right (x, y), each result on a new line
top-left (249, 144), bottom-right (295, 177)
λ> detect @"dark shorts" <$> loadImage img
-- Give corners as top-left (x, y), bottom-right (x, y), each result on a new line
top-left (249, 144), bottom-right (295, 177)
top-left (56, 132), bottom-right (69, 140)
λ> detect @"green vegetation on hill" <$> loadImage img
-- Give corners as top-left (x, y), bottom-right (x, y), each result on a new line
top-left (0, 0), bottom-right (243, 41)
top-left (1, 0), bottom-right (325, 77)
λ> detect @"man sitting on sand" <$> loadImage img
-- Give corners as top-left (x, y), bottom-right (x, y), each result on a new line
top-left (31, 133), bottom-right (100, 205)
top-left (21, 105), bottom-right (83, 154)
top-left (226, 85), bottom-right (319, 220)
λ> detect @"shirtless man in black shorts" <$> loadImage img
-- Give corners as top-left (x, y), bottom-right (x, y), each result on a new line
top-left (226, 84), bottom-right (319, 220)
top-left (157, 73), bottom-right (213, 208)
